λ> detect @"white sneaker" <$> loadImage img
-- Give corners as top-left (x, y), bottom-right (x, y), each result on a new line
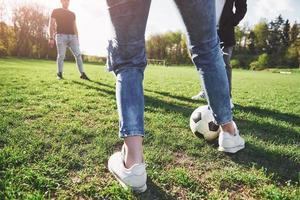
top-left (230, 99), bottom-right (234, 109)
top-left (218, 122), bottom-right (245, 153)
top-left (191, 91), bottom-right (206, 100)
top-left (108, 148), bottom-right (147, 193)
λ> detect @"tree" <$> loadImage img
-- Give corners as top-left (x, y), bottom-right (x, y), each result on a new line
top-left (0, 0), bottom-right (7, 56)
top-left (282, 19), bottom-right (290, 48)
top-left (253, 20), bottom-right (269, 53)
top-left (0, 22), bottom-right (16, 57)
top-left (146, 31), bottom-right (191, 65)
top-left (266, 15), bottom-right (288, 65)
top-left (286, 23), bottom-right (300, 68)
top-left (241, 22), bottom-right (250, 51)
top-left (290, 22), bottom-right (299, 43)
top-left (298, 36), bottom-right (300, 69)
top-left (248, 31), bottom-right (256, 54)
top-left (12, 3), bottom-right (48, 57)
top-left (267, 15), bottom-right (284, 55)
top-left (235, 25), bottom-right (249, 53)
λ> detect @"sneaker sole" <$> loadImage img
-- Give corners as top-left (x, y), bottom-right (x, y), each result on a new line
top-left (108, 165), bottom-right (147, 193)
top-left (218, 144), bottom-right (245, 153)
top-left (191, 96), bottom-right (206, 100)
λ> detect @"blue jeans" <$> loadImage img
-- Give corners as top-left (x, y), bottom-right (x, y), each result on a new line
top-left (56, 34), bottom-right (84, 74)
top-left (106, 0), bottom-right (232, 138)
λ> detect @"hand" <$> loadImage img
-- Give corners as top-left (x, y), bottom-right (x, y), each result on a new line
top-left (48, 39), bottom-right (55, 48)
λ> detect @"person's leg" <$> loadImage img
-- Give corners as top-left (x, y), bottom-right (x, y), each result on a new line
top-left (106, 0), bottom-right (151, 192)
top-left (192, 45), bottom-right (234, 101)
top-left (56, 34), bottom-right (67, 78)
top-left (174, 0), bottom-right (244, 152)
top-left (174, 0), bottom-right (232, 127)
top-left (116, 68), bottom-right (145, 167)
top-left (107, 0), bottom-right (151, 167)
top-left (68, 35), bottom-right (86, 76)
top-left (223, 46), bottom-right (234, 97)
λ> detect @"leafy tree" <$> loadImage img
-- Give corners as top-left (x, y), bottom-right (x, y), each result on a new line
top-left (267, 15), bottom-right (284, 56)
top-left (282, 19), bottom-right (290, 48)
top-left (0, 22), bottom-right (16, 57)
top-left (286, 24), bottom-right (300, 68)
top-left (12, 3), bottom-right (48, 57)
top-left (235, 24), bottom-right (249, 53)
top-left (146, 31), bottom-right (191, 65)
top-left (248, 31), bottom-right (256, 54)
top-left (253, 20), bottom-right (269, 53)
top-left (0, 0), bottom-right (7, 56)
top-left (290, 22), bottom-right (299, 43)
top-left (234, 26), bottom-right (243, 51)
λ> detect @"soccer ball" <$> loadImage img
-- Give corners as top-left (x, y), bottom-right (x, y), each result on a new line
top-left (190, 105), bottom-right (220, 141)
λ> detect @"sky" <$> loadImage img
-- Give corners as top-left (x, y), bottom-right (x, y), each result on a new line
top-left (3, 0), bottom-right (300, 56)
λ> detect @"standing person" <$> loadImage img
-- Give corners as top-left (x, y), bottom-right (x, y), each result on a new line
top-left (48, 0), bottom-right (89, 80)
top-left (191, 0), bottom-right (247, 109)
top-left (107, 0), bottom-right (245, 193)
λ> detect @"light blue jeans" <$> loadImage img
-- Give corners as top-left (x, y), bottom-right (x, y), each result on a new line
top-left (56, 34), bottom-right (84, 74)
top-left (106, 0), bottom-right (232, 138)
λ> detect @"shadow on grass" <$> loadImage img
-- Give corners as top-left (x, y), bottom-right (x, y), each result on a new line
top-left (88, 79), bottom-right (115, 89)
top-left (145, 89), bottom-right (201, 104)
top-left (235, 104), bottom-right (300, 127)
top-left (237, 119), bottom-right (300, 146)
top-left (135, 178), bottom-right (176, 200)
top-left (72, 80), bottom-right (300, 184)
top-left (73, 80), bottom-right (195, 119)
top-left (228, 140), bottom-right (300, 184)
top-left (72, 80), bottom-right (115, 99)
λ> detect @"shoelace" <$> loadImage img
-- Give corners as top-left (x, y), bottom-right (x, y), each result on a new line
top-left (199, 92), bottom-right (206, 98)
top-left (220, 42), bottom-right (229, 56)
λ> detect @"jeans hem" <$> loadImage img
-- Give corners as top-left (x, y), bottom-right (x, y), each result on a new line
top-left (119, 132), bottom-right (145, 138)
top-left (218, 118), bottom-right (233, 126)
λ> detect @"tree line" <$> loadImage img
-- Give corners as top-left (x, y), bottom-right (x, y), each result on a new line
top-left (147, 15), bottom-right (300, 68)
top-left (0, 2), bottom-right (53, 58)
top-left (236, 15), bottom-right (300, 69)
top-left (0, 1), bottom-right (299, 69)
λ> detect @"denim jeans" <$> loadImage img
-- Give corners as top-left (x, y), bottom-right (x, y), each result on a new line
top-left (56, 34), bottom-right (84, 74)
top-left (106, 0), bottom-right (232, 138)
top-left (223, 46), bottom-right (234, 97)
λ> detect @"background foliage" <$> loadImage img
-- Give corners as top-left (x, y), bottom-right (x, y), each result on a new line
top-left (0, 2), bottom-right (299, 68)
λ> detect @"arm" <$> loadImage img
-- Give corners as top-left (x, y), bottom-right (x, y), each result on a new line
top-left (233, 0), bottom-right (247, 26)
top-left (48, 17), bottom-right (56, 48)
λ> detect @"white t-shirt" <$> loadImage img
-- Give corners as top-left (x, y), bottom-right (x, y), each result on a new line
top-left (216, 0), bottom-right (226, 28)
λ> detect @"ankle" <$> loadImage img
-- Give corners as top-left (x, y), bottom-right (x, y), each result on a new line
top-left (124, 146), bottom-right (143, 168)
top-left (123, 136), bottom-right (144, 168)
top-left (125, 153), bottom-right (143, 169)
top-left (221, 122), bottom-right (236, 135)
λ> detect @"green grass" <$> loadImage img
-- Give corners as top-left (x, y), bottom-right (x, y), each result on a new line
top-left (0, 58), bottom-right (299, 199)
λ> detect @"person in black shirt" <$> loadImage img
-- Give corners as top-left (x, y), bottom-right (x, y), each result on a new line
top-left (48, 0), bottom-right (89, 80)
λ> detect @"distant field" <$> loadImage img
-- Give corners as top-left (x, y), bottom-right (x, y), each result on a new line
top-left (0, 58), bottom-right (299, 199)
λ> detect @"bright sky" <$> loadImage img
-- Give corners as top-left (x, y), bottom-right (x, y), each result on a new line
top-left (3, 0), bottom-right (300, 56)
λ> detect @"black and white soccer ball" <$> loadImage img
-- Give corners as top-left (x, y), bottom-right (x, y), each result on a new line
top-left (190, 105), bottom-right (220, 141)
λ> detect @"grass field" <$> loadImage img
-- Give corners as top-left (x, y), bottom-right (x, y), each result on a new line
top-left (0, 58), bottom-right (299, 200)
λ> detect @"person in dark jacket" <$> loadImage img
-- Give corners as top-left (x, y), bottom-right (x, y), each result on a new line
top-left (192, 0), bottom-right (247, 108)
